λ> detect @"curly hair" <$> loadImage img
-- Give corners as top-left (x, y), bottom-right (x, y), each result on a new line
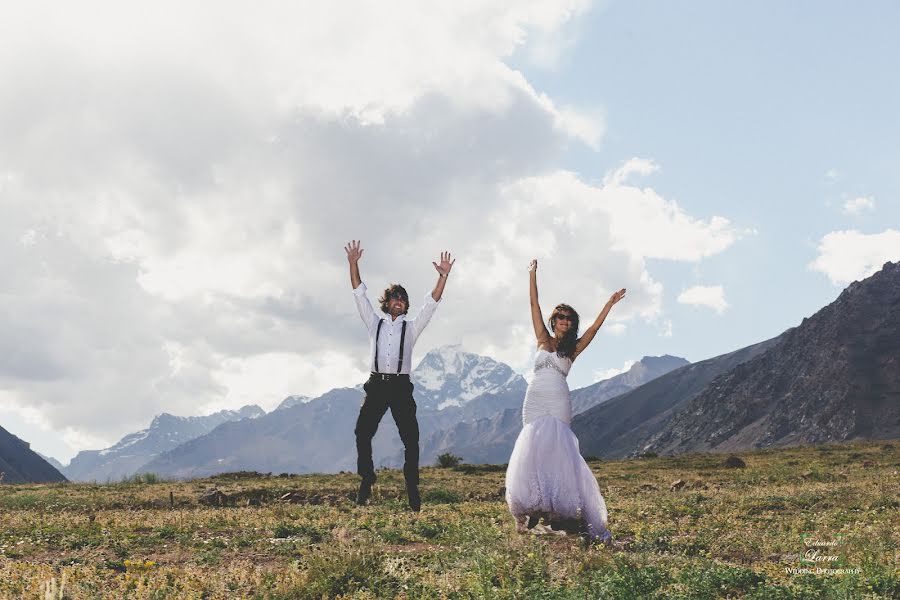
top-left (379, 284), bottom-right (410, 314)
top-left (548, 303), bottom-right (580, 360)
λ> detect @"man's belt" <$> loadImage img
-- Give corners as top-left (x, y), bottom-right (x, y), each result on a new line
top-left (369, 372), bottom-right (410, 381)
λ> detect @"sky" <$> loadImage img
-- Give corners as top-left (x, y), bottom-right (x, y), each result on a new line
top-left (1, 1), bottom-right (898, 464)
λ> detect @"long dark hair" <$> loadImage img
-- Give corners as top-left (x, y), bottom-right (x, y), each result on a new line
top-left (548, 303), bottom-right (579, 359)
top-left (379, 284), bottom-right (409, 314)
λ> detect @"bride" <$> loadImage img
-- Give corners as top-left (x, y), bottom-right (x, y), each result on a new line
top-left (505, 259), bottom-right (625, 544)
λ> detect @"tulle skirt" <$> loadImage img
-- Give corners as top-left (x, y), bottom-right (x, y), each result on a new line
top-left (505, 414), bottom-right (611, 541)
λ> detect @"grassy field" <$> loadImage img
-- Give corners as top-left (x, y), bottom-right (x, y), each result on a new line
top-left (1, 441), bottom-right (897, 599)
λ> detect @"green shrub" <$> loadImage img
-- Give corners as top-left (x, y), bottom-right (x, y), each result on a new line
top-left (436, 453), bottom-right (463, 468)
top-left (120, 472), bottom-right (160, 484)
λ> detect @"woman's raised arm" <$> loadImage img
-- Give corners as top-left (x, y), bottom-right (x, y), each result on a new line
top-left (529, 260), bottom-right (550, 345)
top-left (573, 288), bottom-right (626, 360)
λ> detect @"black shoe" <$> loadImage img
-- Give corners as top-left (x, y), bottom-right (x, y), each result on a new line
top-left (357, 480), bottom-right (373, 505)
top-left (407, 484), bottom-right (421, 512)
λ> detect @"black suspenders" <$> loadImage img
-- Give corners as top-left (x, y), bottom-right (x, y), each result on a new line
top-left (374, 319), bottom-right (384, 372)
top-left (397, 321), bottom-right (407, 373)
top-left (374, 318), bottom-right (407, 374)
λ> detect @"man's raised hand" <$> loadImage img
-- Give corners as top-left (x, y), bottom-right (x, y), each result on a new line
top-left (432, 251), bottom-right (456, 277)
top-left (345, 240), bottom-right (364, 263)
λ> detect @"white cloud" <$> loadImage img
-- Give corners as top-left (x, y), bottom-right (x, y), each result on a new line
top-left (554, 104), bottom-right (606, 149)
top-left (604, 322), bottom-right (627, 336)
top-left (0, 393), bottom-right (113, 462)
top-left (593, 359), bottom-right (636, 382)
top-left (841, 196), bottom-right (875, 215)
top-left (0, 397), bottom-right (51, 430)
top-left (516, 1), bottom-right (588, 69)
top-left (0, 2), bottom-right (746, 459)
top-left (60, 428), bottom-right (114, 458)
top-left (205, 351), bottom-right (370, 414)
top-left (602, 157), bottom-right (659, 187)
top-left (809, 229), bottom-right (900, 285)
top-left (660, 319), bottom-right (673, 338)
top-left (19, 229), bottom-right (37, 247)
top-left (602, 160), bottom-right (749, 261)
top-left (510, 165), bottom-right (748, 264)
top-left (677, 285), bottom-right (729, 314)
top-left (1, 2), bottom-right (593, 122)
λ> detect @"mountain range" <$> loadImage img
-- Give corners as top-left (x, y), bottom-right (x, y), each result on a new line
top-left (44, 346), bottom-right (681, 480)
top-left (63, 405), bottom-right (265, 482)
top-left (14, 260), bottom-right (899, 482)
top-left (137, 350), bottom-right (688, 478)
top-left (136, 348), bottom-right (529, 478)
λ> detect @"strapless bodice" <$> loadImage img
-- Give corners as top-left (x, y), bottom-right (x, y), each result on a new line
top-left (533, 348), bottom-right (572, 378)
top-left (523, 348), bottom-right (572, 426)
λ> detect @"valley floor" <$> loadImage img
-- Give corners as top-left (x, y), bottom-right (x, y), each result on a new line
top-left (0, 441), bottom-right (897, 599)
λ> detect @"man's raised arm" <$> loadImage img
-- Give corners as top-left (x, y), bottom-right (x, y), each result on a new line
top-left (408, 251), bottom-right (454, 338)
top-left (346, 240), bottom-right (377, 330)
top-left (430, 250), bottom-right (455, 301)
top-left (345, 239), bottom-right (363, 289)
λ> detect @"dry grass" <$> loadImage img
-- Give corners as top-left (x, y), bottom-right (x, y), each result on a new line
top-left (1, 441), bottom-right (897, 599)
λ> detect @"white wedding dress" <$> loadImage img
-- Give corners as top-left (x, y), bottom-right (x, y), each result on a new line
top-left (505, 349), bottom-right (612, 542)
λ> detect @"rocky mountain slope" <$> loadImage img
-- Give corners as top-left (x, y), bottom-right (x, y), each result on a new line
top-left (0, 426), bottom-right (67, 484)
top-left (575, 260), bottom-right (900, 458)
top-left (641, 261), bottom-right (900, 455)
top-left (570, 355), bottom-right (689, 416)
top-left (572, 337), bottom-right (783, 458)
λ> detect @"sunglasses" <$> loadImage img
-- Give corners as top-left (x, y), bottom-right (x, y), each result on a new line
top-left (554, 313), bottom-right (574, 322)
top-left (389, 292), bottom-right (407, 301)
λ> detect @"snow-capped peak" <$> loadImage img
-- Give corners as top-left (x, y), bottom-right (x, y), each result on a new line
top-left (412, 345), bottom-right (524, 410)
top-left (274, 395), bottom-right (312, 412)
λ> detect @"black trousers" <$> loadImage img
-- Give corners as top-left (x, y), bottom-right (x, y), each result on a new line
top-left (354, 374), bottom-right (420, 487)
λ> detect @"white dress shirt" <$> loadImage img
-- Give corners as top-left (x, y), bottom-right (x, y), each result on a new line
top-left (353, 281), bottom-right (440, 374)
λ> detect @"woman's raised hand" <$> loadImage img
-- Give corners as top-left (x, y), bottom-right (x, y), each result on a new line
top-left (528, 259), bottom-right (538, 273)
top-left (608, 288), bottom-right (626, 306)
